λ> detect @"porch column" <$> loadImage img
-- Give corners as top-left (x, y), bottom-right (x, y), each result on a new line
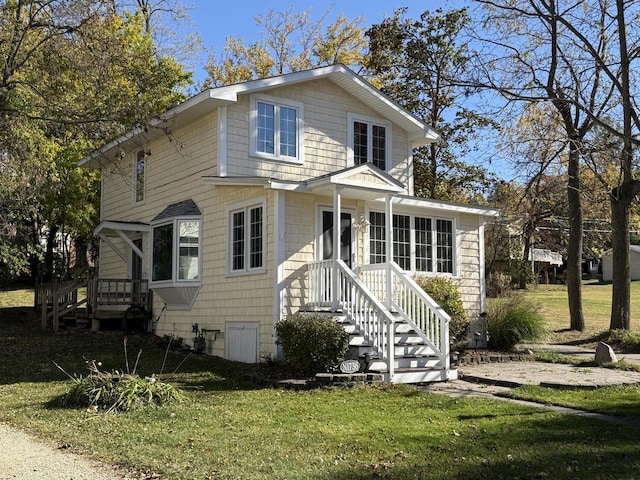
top-left (385, 194), bottom-right (393, 309)
top-left (332, 187), bottom-right (342, 311)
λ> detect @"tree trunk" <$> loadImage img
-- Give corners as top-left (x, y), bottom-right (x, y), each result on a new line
top-left (520, 225), bottom-right (532, 290)
top-left (610, 194), bottom-right (632, 330)
top-left (566, 146), bottom-right (584, 331)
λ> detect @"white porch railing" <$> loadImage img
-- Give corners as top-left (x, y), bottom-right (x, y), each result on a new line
top-left (358, 262), bottom-right (451, 371)
top-left (307, 259), bottom-right (396, 379)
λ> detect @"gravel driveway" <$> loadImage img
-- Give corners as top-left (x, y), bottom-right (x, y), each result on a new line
top-left (0, 422), bottom-right (128, 480)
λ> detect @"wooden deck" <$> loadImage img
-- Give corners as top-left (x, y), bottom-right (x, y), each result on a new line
top-left (36, 278), bottom-right (151, 332)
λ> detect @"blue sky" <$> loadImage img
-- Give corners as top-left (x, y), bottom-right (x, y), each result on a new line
top-left (185, 0), bottom-right (465, 83)
top-left (178, 1), bottom-right (509, 179)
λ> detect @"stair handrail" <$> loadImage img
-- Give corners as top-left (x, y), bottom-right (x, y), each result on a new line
top-left (40, 278), bottom-right (89, 332)
top-left (307, 259), bottom-right (397, 380)
top-left (358, 262), bottom-right (451, 371)
top-left (334, 259), bottom-right (397, 380)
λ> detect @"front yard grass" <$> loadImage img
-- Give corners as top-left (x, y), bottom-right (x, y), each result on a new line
top-left (521, 280), bottom-right (640, 345)
top-left (1, 288), bottom-right (640, 479)
top-left (500, 384), bottom-right (640, 419)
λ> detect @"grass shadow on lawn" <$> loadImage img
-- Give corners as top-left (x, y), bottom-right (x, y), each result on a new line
top-left (0, 306), bottom-right (266, 391)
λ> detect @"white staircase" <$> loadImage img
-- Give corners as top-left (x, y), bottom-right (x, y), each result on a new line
top-left (304, 260), bottom-right (457, 384)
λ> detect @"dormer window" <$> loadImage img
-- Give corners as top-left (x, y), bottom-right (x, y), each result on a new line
top-left (250, 94), bottom-right (304, 163)
top-left (348, 114), bottom-right (391, 171)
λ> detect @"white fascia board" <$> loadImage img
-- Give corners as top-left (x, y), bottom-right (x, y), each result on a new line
top-left (79, 90), bottom-right (238, 170)
top-left (392, 195), bottom-right (500, 217)
top-left (202, 176), bottom-right (304, 191)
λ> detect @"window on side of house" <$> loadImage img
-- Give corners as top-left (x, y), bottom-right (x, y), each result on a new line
top-left (393, 214), bottom-right (411, 270)
top-left (348, 114), bottom-right (389, 170)
top-left (436, 218), bottom-right (453, 274)
top-left (151, 218), bottom-right (201, 284)
top-left (368, 212), bottom-right (454, 274)
top-left (369, 211), bottom-right (386, 264)
top-left (415, 216), bottom-right (433, 272)
top-left (152, 222), bottom-right (173, 282)
top-left (134, 150), bottom-right (145, 204)
top-left (251, 95), bottom-right (303, 163)
top-left (178, 220), bottom-right (200, 280)
top-left (229, 202), bottom-right (264, 274)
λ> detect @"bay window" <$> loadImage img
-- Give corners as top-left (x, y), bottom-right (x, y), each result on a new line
top-left (151, 218), bottom-right (200, 284)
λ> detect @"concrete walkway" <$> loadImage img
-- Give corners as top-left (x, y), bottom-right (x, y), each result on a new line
top-left (423, 343), bottom-right (640, 428)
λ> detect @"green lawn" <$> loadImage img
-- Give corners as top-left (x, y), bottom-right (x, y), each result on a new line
top-left (1, 288), bottom-right (640, 479)
top-left (517, 281), bottom-right (640, 344)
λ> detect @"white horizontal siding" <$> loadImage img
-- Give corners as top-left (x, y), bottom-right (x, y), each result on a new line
top-left (224, 78), bottom-right (411, 191)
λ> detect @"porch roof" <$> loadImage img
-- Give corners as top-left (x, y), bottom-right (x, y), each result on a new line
top-left (94, 220), bottom-right (149, 237)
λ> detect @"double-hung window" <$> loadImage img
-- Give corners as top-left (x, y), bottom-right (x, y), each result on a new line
top-left (251, 94), bottom-right (303, 162)
top-left (369, 211), bottom-right (454, 274)
top-left (134, 150), bottom-right (146, 204)
top-left (229, 201), bottom-right (264, 274)
top-left (348, 114), bottom-right (390, 170)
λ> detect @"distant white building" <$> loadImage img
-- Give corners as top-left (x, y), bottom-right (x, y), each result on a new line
top-left (601, 245), bottom-right (640, 282)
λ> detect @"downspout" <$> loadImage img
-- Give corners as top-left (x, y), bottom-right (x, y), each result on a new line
top-left (332, 187), bottom-right (342, 311)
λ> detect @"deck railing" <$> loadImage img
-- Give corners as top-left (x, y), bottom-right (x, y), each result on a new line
top-left (89, 278), bottom-right (150, 311)
top-left (36, 278), bottom-right (150, 331)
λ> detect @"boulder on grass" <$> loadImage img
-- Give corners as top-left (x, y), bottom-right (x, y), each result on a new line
top-left (594, 342), bottom-right (617, 364)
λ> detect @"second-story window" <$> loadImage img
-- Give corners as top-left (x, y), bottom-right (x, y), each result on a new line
top-left (251, 94), bottom-right (303, 163)
top-left (134, 150), bottom-right (145, 204)
top-left (348, 114), bottom-right (390, 171)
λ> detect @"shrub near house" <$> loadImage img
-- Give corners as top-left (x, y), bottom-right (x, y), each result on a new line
top-left (276, 313), bottom-right (350, 376)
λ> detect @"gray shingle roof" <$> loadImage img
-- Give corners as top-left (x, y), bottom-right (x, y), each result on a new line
top-left (152, 199), bottom-right (201, 221)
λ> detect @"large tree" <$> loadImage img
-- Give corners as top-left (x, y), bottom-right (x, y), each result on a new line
top-left (365, 8), bottom-right (495, 203)
top-left (474, 0), bottom-right (640, 331)
top-left (204, 6), bottom-right (367, 87)
top-left (0, 1), bottom-right (190, 282)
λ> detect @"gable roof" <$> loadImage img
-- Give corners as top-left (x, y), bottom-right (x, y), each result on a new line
top-left (79, 64), bottom-right (440, 169)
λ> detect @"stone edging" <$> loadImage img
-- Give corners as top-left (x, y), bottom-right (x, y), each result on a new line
top-left (459, 351), bottom-right (533, 366)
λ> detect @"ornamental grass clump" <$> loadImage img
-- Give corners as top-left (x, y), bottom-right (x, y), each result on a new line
top-left (486, 294), bottom-right (547, 351)
top-left (59, 359), bottom-right (184, 413)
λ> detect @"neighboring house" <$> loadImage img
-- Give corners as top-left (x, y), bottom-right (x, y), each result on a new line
top-left (80, 65), bottom-right (498, 383)
top-left (601, 245), bottom-right (640, 281)
top-left (529, 248), bottom-right (563, 284)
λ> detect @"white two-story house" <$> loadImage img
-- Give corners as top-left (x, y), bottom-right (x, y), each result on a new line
top-left (80, 65), bottom-right (498, 383)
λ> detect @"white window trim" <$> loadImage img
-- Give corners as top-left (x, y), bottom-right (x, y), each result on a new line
top-left (149, 216), bottom-right (202, 287)
top-left (366, 208), bottom-right (458, 276)
top-left (249, 94), bottom-right (304, 164)
top-left (133, 149), bottom-right (146, 205)
top-left (226, 197), bottom-right (267, 276)
top-left (347, 113), bottom-right (392, 171)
